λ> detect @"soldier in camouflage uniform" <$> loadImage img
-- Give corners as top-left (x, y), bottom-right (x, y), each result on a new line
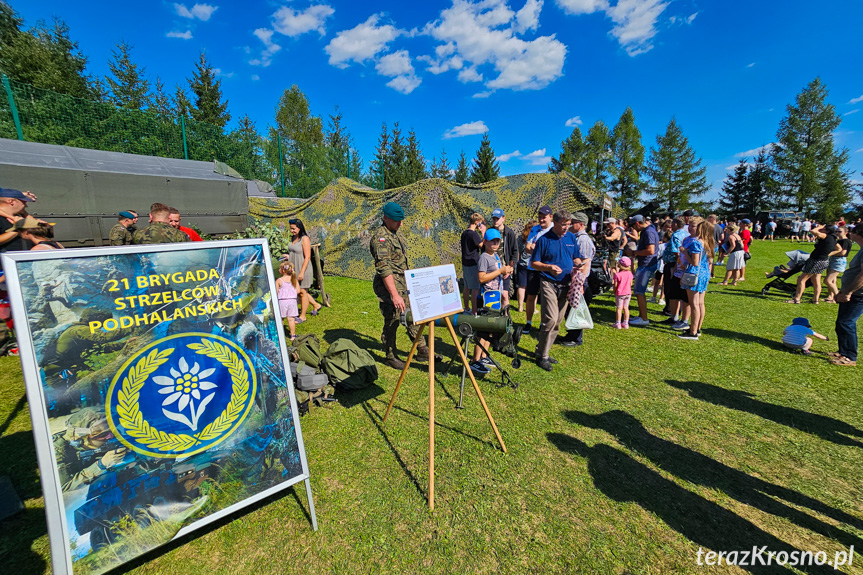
top-left (132, 203), bottom-right (189, 245)
top-left (53, 408), bottom-right (128, 491)
top-left (108, 211), bottom-right (137, 246)
top-left (371, 202), bottom-right (432, 369)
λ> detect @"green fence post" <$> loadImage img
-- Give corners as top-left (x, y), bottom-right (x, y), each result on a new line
top-left (277, 133), bottom-right (286, 197)
top-left (180, 115), bottom-right (189, 160)
top-left (2, 75), bottom-right (24, 141)
top-left (347, 148), bottom-right (351, 180)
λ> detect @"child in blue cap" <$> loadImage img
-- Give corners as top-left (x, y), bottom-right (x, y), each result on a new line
top-left (782, 317), bottom-right (828, 356)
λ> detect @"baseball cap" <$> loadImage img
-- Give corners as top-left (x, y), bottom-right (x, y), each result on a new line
top-left (618, 256), bottom-right (632, 267)
top-left (484, 228), bottom-right (501, 241)
top-left (572, 212), bottom-right (589, 224)
top-left (491, 208), bottom-right (505, 219)
top-left (741, 218), bottom-right (751, 224)
top-left (791, 317), bottom-right (811, 328)
top-left (538, 205), bottom-right (552, 216)
top-left (382, 202), bottom-right (405, 221)
top-left (604, 217), bottom-right (617, 224)
top-left (629, 215), bottom-right (645, 224)
top-left (0, 188), bottom-right (33, 202)
top-left (13, 216), bottom-right (49, 230)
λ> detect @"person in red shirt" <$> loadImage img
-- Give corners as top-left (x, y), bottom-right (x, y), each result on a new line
top-left (168, 207), bottom-right (203, 241)
top-left (739, 219), bottom-right (752, 282)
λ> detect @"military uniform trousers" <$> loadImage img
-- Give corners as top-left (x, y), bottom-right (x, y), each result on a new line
top-left (374, 276), bottom-right (428, 361)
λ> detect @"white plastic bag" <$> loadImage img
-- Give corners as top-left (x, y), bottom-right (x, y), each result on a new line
top-left (565, 295), bottom-right (593, 330)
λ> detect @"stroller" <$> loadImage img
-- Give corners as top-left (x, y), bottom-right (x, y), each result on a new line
top-left (761, 250), bottom-right (809, 296)
top-left (588, 247), bottom-right (614, 295)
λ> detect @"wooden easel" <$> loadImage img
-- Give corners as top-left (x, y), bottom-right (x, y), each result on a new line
top-left (382, 313), bottom-right (507, 511)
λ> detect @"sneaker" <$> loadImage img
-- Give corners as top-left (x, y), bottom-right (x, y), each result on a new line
top-left (535, 356), bottom-right (559, 364)
top-left (671, 321), bottom-right (690, 330)
top-left (660, 317), bottom-right (676, 325)
top-left (623, 322), bottom-right (629, 329)
top-left (629, 317), bottom-right (650, 327)
top-left (480, 357), bottom-right (496, 369)
top-left (523, 322), bottom-right (532, 335)
top-left (658, 299), bottom-right (665, 305)
top-left (469, 361), bottom-right (490, 374)
top-left (677, 332), bottom-right (699, 340)
top-left (648, 297), bottom-right (657, 303)
top-left (613, 322), bottom-right (622, 329)
top-left (660, 310), bottom-right (673, 317)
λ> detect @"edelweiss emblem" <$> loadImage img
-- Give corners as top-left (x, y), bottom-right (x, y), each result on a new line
top-left (106, 333), bottom-right (257, 458)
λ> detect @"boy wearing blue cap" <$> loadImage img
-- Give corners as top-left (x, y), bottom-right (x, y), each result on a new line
top-left (782, 317), bottom-right (828, 356)
top-left (469, 228), bottom-right (513, 373)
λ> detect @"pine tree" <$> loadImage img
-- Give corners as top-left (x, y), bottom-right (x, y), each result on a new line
top-left (348, 149), bottom-right (363, 182)
top-left (387, 122), bottom-right (407, 188)
top-left (152, 76), bottom-right (172, 116)
top-left (228, 115), bottom-right (271, 181)
top-left (431, 148), bottom-right (452, 180)
top-left (173, 84), bottom-right (192, 117)
top-left (372, 122), bottom-right (389, 189)
top-left (771, 78), bottom-right (850, 215)
top-left (188, 52), bottom-right (230, 128)
top-left (548, 126), bottom-right (589, 180)
top-left (583, 120), bottom-right (612, 191)
top-left (718, 159), bottom-right (749, 217)
top-left (470, 133), bottom-right (500, 184)
top-left (455, 151), bottom-right (469, 184)
top-left (105, 42), bottom-right (150, 110)
top-left (609, 108), bottom-right (645, 212)
top-left (274, 85), bottom-right (323, 144)
top-left (744, 147), bottom-right (772, 214)
top-left (406, 129), bottom-right (427, 184)
top-left (647, 118), bottom-right (708, 212)
top-left (326, 106), bottom-right (352, 177)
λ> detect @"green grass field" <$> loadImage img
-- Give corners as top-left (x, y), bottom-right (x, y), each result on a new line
top-left (1, 238), bottom-right (862, 574)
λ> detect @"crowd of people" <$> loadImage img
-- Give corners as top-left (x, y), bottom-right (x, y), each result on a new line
top-left (368, 201), bottom-right (863, 374)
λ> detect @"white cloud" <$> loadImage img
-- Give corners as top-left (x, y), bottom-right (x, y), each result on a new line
top-left (849, 95), bottom-right (863, 104)
top-left (514, 0), bottom-right (543, 33)
top-left (734, 143), bottom-right (775, 158)
top-left (272, 4), bottom-right (335, 37)
top-left (443, 121), bottom-right (489, 139)
top-left (746, 62), bottom-right (755, 68)
top-left (174, 3), bottom-right (218, 21)
top-left (166, 30), bottom-right (193, 40)
top-left (685, 11), bottom-right (697, 24)
top-left (213, 68), bottom-right (234, 78)
top-left (497, 150), bottom-right (522, 162)
top-left (375, 51), bottom-right (422, 94)
top-left (426, 0), bottom-right (566, 91)
top-left (249, 28), bottom-right (282, 67)
top-left (845, 109), bottom-right (860, 117)
top-left (251, 74), bottom-right (260, 81)
top-left (525, 148), bottom-right (551, 165)
top-left (556, 0), bottom-right (668, 56)
top-left (417, 53), bottom-right (463, 74)
top-left (325, 14), bottom-right (402, 68)
top-left (565, 116), bottom-right (582, 127)
top-left (856, 148), bottom-right (863, 153)
top-left (473, 90), bottom-right (493, 98)
top-left (555, 0), bottom-right (607, 15)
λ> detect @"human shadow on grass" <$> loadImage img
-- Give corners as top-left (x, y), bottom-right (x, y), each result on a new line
top-left (699, 328), bottom-right (788, 352)
top-left (667, 380), bottom-right (863, 449)
top-left (565, 410), bottom-right (863, 548)
top-left (547, 433), bottom-right (844, 575)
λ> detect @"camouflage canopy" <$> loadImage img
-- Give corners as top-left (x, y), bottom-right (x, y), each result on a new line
top-left (249, 173), bottom-right (624, 281)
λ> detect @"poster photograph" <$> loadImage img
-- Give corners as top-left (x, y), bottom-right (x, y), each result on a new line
top-left (3, 239), bottom-right (312, 575)
top-left (404, 264), bottom-right (463, 324)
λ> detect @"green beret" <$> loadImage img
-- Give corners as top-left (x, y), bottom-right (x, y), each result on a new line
top-left (382, 202), bottom-right (405, 221)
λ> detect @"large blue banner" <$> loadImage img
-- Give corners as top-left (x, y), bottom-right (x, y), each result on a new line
top-left (4, 240), bottom-right (311, 575)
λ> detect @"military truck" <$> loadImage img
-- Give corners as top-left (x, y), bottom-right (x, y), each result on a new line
top-left (754, 210), bottom-right (806, 238)
top-left (0, 138), bottom-right (276, 246)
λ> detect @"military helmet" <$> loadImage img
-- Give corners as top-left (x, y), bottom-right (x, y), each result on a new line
top-left (65, 408), bottom-right (110, 439)
top-left (79, 308), bottom-right (112, 324)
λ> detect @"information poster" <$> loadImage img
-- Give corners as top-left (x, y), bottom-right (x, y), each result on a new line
top-left (405, 264), bottom-right (463, 323)
top-left (3, 240), bottom-right (311, 575)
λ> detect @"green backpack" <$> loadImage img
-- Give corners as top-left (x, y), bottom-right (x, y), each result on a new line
top-left (320, 339), bottom-right (379, 390)
top-left (288, 333), bottom-right (323, 373)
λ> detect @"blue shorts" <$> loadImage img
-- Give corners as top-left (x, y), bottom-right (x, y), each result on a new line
top-left (633, 263), bottom-right (658, 295)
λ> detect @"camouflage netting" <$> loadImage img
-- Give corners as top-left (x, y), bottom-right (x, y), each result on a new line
top-left (249, 173), bottom-right (626, 281)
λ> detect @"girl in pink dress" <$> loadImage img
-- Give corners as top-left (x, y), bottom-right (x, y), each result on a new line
top-left (276, 262), bottom-right (300, 340)
top-left (613, 256), bottom-right (634, 329)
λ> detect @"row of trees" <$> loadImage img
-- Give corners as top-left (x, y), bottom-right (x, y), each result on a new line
top-left (549, 79), bottom-right (854, 220)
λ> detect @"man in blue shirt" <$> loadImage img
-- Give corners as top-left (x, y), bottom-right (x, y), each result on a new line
top-left (531, 210), bottom-right (577, 371)
top-left (523, 205), bottom-right (554, 333)
top-left (628, 215), bottom-right (659, 327)
top-left (558, 212), bottom-right (595, 347)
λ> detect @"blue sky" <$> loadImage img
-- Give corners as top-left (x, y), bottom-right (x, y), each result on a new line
top-left (14, 0), bottom-right (863, 201)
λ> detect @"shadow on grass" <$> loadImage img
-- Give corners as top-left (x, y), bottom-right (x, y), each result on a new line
top-left (547, 433), bottom-right (841, 575)
top-left (0, 507), bottom-right (47, 575)
top-left (667, 380), bottom-right (863, 448)
top-left (699, 328), bottom-right (788, 352)
top-left (367, 397), bottom-right (495, 450)
top-left (565, 409), bottom-right (863, 548)
top-left (0, 394), bottom-right (27, 436)
top-left (360, 402), bottom-right (425, 504)
top-left (0, 430), bottom-right (41, 501)
top-left (322, 327), bottom-right (459, 375)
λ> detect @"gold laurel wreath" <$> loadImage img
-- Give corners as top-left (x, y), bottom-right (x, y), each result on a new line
top-left (115, 339), bottom-right (250, 453)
